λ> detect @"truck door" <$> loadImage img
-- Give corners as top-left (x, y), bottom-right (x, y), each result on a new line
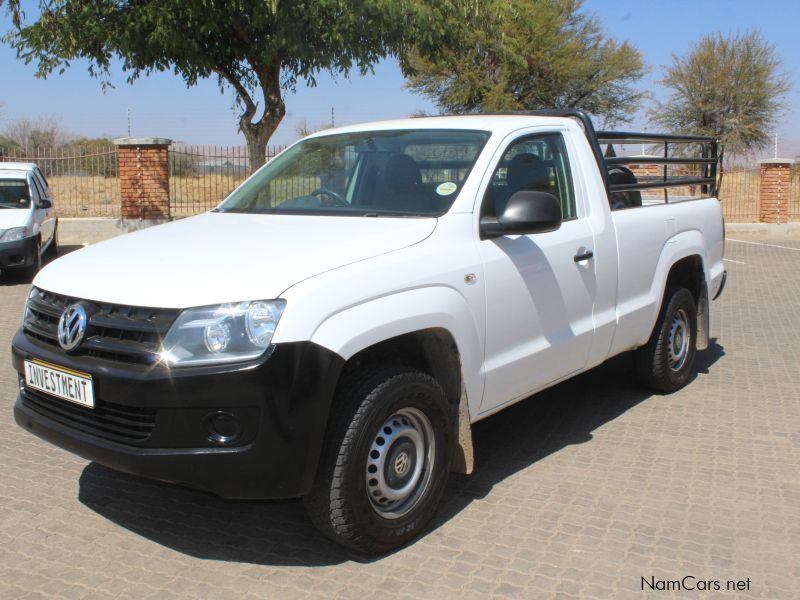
top-left (477, 131), bottom-right (596, 414)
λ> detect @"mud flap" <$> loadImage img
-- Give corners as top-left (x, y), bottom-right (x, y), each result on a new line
top-left (696, 285), bottom-right (710, 351)
top-left (451, 385), bottom-right (474, 475)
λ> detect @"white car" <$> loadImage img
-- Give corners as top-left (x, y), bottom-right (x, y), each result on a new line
top-left (0, 162), bottom-right (57, 278)
top-left (12, 111), bottom-right (725, 554)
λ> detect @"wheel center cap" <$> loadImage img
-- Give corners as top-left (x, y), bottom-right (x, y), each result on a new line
top-left (385, 439), bottom-right (417, 488)
top-left (394, 452), bottom-right (410, 476)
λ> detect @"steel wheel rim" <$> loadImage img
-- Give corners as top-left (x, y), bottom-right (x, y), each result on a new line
top-left (365, 407), bottom-right (435, 520)
top-left (668, 308), bottom-right (691, 371)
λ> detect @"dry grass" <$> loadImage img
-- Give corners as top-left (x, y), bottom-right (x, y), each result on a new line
top-left (719, 170), bottom-right (760, 222)
top-left (169, 175), bottom-right (247, 216)
top-left (49, 175), bottom-right (120, 217)
top-left (44, 170), bottom-right (800, 221)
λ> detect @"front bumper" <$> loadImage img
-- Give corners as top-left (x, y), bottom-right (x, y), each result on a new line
top-left (12, 330), bottom-right (344, 499)
top-left (0, 236), bottom-right (36, 269)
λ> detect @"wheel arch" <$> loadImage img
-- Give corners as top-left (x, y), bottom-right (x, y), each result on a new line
top-left (342, 328), bottom-right (463, 406)
top-left (637, 230), bottom-right (710, 348)
top-left (302, 285), bottom-right (483, 475)
top-left (300, 285), bottom-right (484, 419)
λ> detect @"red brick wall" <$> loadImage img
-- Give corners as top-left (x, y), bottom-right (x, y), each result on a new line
top-left (758, 160), bottom-right (792, 224)
top-left (116, 142), bottom-right (170, 219)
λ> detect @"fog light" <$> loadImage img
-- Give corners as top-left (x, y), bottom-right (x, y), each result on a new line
top-left (205, 411), bottom-right (241, 445)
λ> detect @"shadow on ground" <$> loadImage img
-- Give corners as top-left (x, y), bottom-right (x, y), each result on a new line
top-left (78, 342), bottom-right (725, 566)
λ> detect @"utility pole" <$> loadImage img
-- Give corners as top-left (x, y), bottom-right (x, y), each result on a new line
top-left (127, 108), bottom-right (132, 137)
top-left (331, 107), bottom-right (335, 128)
top-left (774, 130), bottom-right (778, 158)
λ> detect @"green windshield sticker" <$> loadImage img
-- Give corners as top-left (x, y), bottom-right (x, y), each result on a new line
top-left (436, 182), bottom-right (457, 195)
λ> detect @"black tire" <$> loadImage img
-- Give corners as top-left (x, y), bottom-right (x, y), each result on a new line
top-left (304, 365), bottom-right (452, 554)
top-left (23, 238), bottom-right (42, 281)
top-left (634, 287), bottom-right (698, 392)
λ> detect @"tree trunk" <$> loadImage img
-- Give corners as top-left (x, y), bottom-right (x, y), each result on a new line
top-left (716, 147), bottom-right (725, 196)
top-left (239, 64), bottom-right (286, 172)
top-left (243, 127), bottom-right (273, 172)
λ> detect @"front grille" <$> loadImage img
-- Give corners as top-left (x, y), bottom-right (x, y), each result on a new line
top-left (22, 389), bottom-right (157, 444)
top-left (24, 287), bottom-right (179, 364)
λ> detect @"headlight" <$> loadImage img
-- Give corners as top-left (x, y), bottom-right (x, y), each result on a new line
top-left (160, 300), bottom-right (286, 367)
top-left (0, 227), bottom-right (27, 242)
top-left (23, 286), bottom-right (39, 324)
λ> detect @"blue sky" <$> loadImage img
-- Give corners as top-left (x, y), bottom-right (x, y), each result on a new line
top-left (1, 0), bottom-right (798, 148)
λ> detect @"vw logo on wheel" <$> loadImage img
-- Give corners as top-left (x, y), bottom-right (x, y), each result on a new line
top-left (57, 304), bottom-right (88, 351)
top-left (394, 452), bottom-right (410, 477)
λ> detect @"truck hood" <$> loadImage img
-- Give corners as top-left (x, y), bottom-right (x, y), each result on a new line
top-left (34, 212), bottom-right (437, 308)
top-left (0, 208), bottom-right (30, 230)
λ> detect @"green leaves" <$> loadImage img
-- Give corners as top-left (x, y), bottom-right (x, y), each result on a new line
top-left (2, 0), bottom-right (466, 168)
top-left (651, 30), bottom-right (789, 169)
top-left (406, 0), bottom-right (646, 126)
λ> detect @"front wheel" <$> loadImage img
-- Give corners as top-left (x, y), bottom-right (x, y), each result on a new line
top-left (304, 366), bottom-right (452, 554)
top-left (634, 287), bottom-right (698, 392)
top-left (23, 238), bottom-right (42, 281)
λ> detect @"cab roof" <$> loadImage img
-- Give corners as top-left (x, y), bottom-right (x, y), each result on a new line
top-left (0, 169), bottom-right (31, 180)
top-left (307, 114), bottom-right (577, 139)
top-left (0, 162), bottom-right (37, 172)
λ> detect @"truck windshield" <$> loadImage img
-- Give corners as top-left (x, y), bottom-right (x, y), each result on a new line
top-left (217, 129), bottom-right (490, 217)
top-left (0, 178), bottom-right (31, 209)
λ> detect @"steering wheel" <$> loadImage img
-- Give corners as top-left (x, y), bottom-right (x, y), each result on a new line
top-left (310, 188), bottom-right (348, 207)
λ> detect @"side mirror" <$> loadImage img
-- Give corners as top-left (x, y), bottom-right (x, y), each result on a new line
top-left (37, 198), bottom-right (52, 210)
top-left (480, 191), bottom-right (562, 239)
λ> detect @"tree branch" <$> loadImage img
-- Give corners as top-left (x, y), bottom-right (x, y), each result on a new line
top-left (213, 65), bottom-right (258, 126)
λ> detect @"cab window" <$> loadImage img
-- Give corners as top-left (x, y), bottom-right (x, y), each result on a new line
top-left (484, 133), bottom-right (577, 221)
top-left (0, 178), bottom-right (31, 208)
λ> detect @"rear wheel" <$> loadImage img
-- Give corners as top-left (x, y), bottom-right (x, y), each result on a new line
top-left (304, 366), bottom-right (452, 554)
top-left (634, 287), bottom-right (697, 392)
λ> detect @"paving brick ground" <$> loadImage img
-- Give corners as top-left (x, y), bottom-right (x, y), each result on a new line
top-left (1, 235), bottom-right (798, 599)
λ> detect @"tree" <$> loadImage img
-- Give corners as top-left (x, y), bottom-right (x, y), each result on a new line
top-left (0, 134), bottom-right (20, 155)
top-left (294, 119), bottom-right (331, 139)
top-left (651, 31), bottom-right (789, 187)
top-left (2, 115), bottom-right (71, 151)
top-left (406, 0), bottom-right (646, 126)
top-left (2, 0), bottom-right (468, 170)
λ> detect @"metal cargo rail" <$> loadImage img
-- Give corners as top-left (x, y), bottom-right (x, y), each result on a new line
top-left (474, 109), bottom-right (719, 203)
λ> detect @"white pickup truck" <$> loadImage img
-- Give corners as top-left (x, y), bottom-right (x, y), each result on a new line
top-left (12, 111), bottom-right (725, 554)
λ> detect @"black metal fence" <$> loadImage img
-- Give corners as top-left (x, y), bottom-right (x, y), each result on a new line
top-left (719, 168), bottom-right (760, 223)
top-left (0, 145), bottom-right (120, 216)
top-left (791, 169), bottom-right (800, 222)
top-left (168, 145), bottom-right (285, 216)
top-left (0, 143), bottom-right (792, 223)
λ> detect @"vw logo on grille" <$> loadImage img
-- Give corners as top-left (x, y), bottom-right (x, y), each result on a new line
top-left (57, 304), bottom-right (88, 351)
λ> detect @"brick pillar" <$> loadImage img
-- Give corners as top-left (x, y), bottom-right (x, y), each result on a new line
top-left (758, 159), bottom-right (794, 224)
top-left (113, 137), bottom-right (172, 220)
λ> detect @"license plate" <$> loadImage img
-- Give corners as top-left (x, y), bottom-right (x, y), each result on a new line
top-left (23, 359), bottom-right (95, 409)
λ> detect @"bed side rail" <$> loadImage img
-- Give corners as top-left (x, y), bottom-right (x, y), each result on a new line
top-left (597, 131), bottom-right (718, 200)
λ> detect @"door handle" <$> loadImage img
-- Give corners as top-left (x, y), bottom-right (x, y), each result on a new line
top-left (574, 250), bottom-right (594, 262)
